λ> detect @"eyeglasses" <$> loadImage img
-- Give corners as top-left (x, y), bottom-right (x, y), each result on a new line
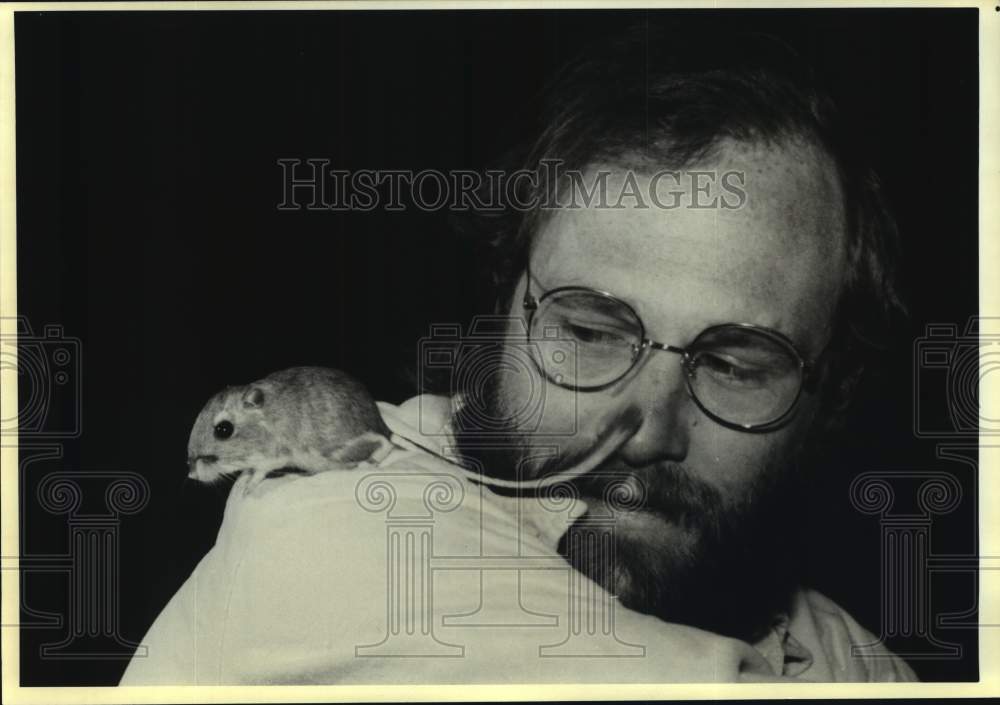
top-left (521, 267), bottom-right (819, 432)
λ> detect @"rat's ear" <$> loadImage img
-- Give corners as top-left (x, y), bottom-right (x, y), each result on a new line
top-left (242, 386), bottom-right (266, 409)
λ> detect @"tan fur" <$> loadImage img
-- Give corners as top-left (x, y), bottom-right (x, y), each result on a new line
top-left (187, 366), bottom-right (391, 495)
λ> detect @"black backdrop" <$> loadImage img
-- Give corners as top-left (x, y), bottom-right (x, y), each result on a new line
top-left (15, 8), bottom-right (979, 684)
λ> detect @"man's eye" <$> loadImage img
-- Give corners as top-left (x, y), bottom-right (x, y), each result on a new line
top-left (564, 322), bottom-right (630, 346)
top-left (697, 353), bottom-right (769, 387)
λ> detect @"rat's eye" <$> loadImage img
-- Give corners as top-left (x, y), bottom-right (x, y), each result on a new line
top-left (213, 421), bottom-right (234, 440)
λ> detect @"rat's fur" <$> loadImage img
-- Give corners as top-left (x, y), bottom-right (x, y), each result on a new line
top-left (187, 366), bottom-right (391, 494)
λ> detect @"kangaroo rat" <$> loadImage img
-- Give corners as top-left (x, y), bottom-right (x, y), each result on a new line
top-left (188, 366), bottom-right (392, 496)
top-left (188, 365), bottom-right (640, 496)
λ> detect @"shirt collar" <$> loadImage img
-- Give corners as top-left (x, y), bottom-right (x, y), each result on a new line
top-left (752, 612), bottom-right (815, 677)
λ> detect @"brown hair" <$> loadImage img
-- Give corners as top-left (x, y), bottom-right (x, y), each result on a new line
top-left (452, 25), bottom-right (907, 430)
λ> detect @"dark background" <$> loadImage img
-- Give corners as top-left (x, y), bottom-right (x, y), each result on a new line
top-left (15, 9), bottom-right (979, 684)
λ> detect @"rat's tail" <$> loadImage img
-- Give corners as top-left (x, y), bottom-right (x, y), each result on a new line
top-left (472, 405), bottom-right (643, 490)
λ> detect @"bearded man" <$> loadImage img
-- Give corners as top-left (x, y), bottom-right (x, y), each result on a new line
top-left (121, 27), bottom-right (916, 685)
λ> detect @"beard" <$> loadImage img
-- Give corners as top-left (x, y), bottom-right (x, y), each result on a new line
top-left (451, 373), bottom-right (806, 643)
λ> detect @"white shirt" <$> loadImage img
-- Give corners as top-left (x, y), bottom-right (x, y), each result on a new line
top-left (120, 395), bottom-right (917, 684)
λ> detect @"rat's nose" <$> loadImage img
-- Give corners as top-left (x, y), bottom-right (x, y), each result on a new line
top-left (187, 454), bottom-right (219, 479)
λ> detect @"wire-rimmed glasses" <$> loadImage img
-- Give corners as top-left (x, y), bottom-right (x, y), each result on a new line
top-left (521, 269), bottom-right (818, 432)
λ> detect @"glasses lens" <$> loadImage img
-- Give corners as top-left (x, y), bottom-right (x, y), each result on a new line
top-left (687, 326), bottom-right (804, 428)
top-left (530, 289), bottom-right (642, 389)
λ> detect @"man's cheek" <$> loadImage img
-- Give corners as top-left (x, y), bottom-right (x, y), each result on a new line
top-left (497, 365), bottom-right (576, 435)
top-left (687, 425), bottom-right (790, 492)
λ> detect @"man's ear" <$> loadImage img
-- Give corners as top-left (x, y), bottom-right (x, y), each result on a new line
top-left (815, 356), bottom-right (866, 436)
top-left (493, 289), bottom-right (514, 314)
top-left (837, 365), bottom-right (865, 407)
top-left (330, 432), bottom-right (394, 466)
top-left (493, 271), bottom-right (523, 315)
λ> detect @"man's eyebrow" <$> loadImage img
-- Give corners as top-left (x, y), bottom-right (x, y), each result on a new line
top-left (531, 269), bottom-right (816, 357)
top-left (529, 269), bottom-right (614, 294)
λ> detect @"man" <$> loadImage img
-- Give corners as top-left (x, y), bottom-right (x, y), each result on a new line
top-left (446, 26), bottom-right (908, 649)
top-left (121, 28), bottom-right (916, 684)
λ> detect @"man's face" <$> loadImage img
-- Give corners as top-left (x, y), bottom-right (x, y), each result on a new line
top-left (455, 137), bottom-right (847, 639)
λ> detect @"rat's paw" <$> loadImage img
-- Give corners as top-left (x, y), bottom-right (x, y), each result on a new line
top-left (231, 472), bottom-right (251, 495)
top-left (241, 468), bottom-right (313, 498)
top-left (241, 470), bottom-right (269, 497)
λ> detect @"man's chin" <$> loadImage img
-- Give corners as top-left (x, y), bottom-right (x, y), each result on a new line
top-left (559, 483), bottom-right (800, 643)
top-left (560, 499), bottom-right (705, 609)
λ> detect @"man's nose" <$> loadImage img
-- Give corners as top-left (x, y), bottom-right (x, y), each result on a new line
top-left (614, 350), bottom-right (694, 466)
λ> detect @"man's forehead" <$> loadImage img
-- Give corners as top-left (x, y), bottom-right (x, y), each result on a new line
top-left (545, 138), bottom-right (843, 248)
top-left (531, 138), bottom-right (848, 349)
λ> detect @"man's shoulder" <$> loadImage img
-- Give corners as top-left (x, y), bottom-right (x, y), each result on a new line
top-left (788, 587), bottom-right (918, 682)
top-left (230, 450), bottom-right (479, 537)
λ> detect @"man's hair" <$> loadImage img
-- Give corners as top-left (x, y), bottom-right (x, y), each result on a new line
top-left (454, 24), bottom-right (907, 431)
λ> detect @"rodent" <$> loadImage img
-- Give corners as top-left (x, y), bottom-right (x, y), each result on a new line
top-left (187, 366), bottom-right (392, 496)
top-left (188, 365), bottom-right (640, 496)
